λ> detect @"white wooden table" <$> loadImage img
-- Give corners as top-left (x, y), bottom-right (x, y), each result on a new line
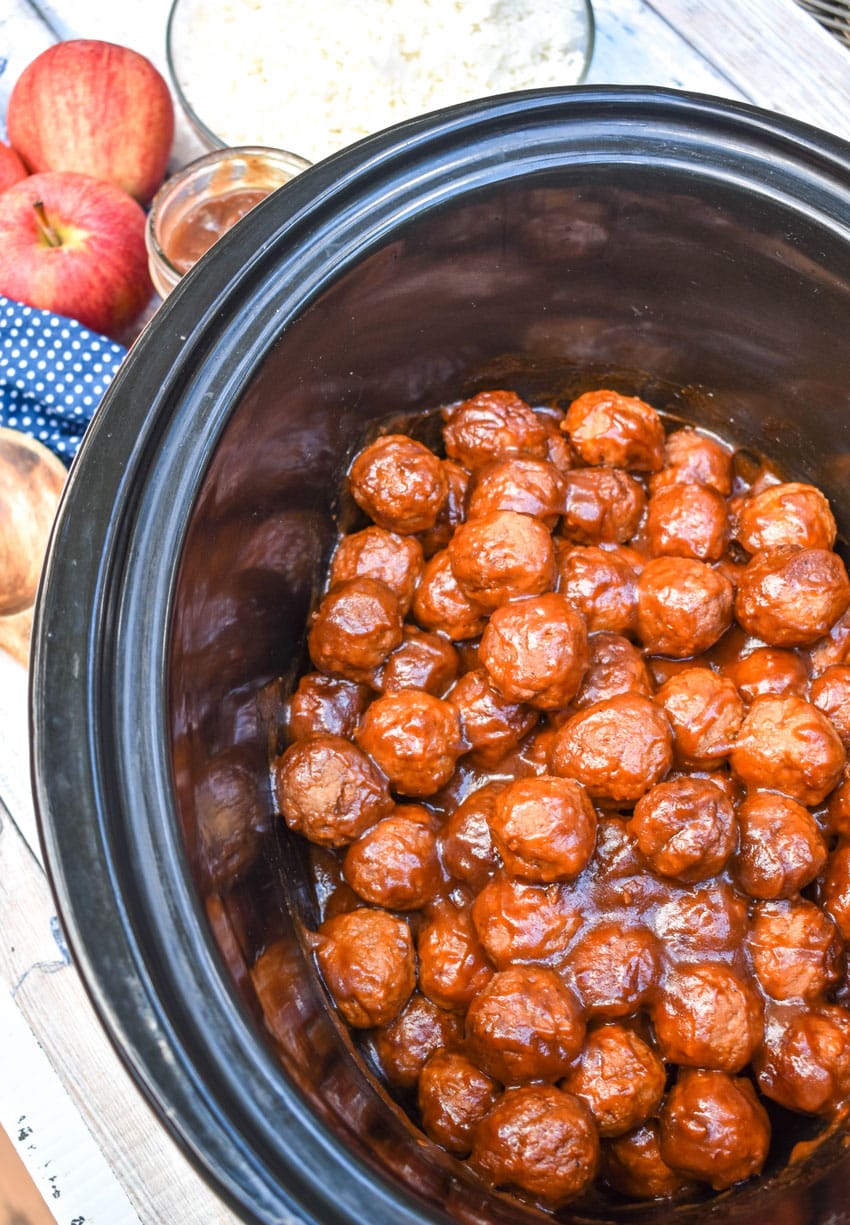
top-left (0, 2), bottom-right (847, 1223)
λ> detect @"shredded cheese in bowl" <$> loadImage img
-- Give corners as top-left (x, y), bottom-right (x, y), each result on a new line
top-left (168, 0), bottom-right (594, 164)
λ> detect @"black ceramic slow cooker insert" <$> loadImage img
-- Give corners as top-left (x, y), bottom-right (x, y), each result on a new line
top-left (31, 88), bottom-right (850, 1225)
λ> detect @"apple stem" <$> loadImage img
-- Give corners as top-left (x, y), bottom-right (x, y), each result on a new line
top-left (32, 200), bottom-right (61, 247)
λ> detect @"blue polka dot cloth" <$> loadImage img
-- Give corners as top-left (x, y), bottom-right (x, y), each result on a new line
top-left (0, 295), bottom-right (127, 464)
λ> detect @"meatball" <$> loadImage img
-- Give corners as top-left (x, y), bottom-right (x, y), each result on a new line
top-left (649, 427), bottom-right (733, 496)
top-left (470, 1084), bottom-right (599, 1206)
top-left (734, 791), bottom-right (827, 900)
top-left (653, 881), bottom-right (748, 956)
top-left (558, 544), bottom-right (639, 636)
top-left (645, 482), bottom-right (730, 562)
top-left (471, 877), bottom-right (583, 969)
top-left (417, 1051), bottom-right (500, 1154)
top-left (811, 665), bottom-right (850, 747)
top-left (418, 900), bottom-right (493, 1010)
top-left (273, 733), bottom-right (392, 847)
top-left (574, 632), bottom-right (653, 709)
top-left (343, 805), bottom-right (441, 910)
top-left (628, 776), bottom-right (736, 883)
top-left (419, 458), bottom-right (471, 557)
top-left (440, 781), bottom-right (503, 890)
top-left (735, 482), bottom-right (837, 554)
top-left (561, 467), bottom-right (646, 545)
top-left (376, 626), bottom-right (459, 696)
top-left (561, 1024), bottom-right (665, 1137)
top-left (356, 690), bottom-right (465, 797)
top-left (730, 694), bottom-right (845, 807)
top-left (412, 548), bottom-right (488, 641)
top-left (308, 576), bottom-right (403, 681)
top-left (315, 908), bottom-right (415, 1027)
top-left (448, 509), bottom-right (555, 610)
top-left (655, 668), bottom-right (744, 768)
top-left (372, 992), bottom-right (464, 1090)
top-left (723, 646), bottom-right (809, 704)
top-left (349, 434), bottom-right (448, 533)
top-left (488, 776), bottom-right (597, 884)
top-left (329, 526), bottom-right (424, 614)
top-left (286, 672), bottom-right (371, 742)
top-left (479, 592), bottom-right (589, 710)
top-left (754, 1004), bottom-right (850, 1114)
top-left (465, 965), bottom-right (585, 1083)
top-left (735, 546), bottom-right (850, 648)
top-left (551, 693), bottom-right (673, 806)
top-left (467, 456), bottom-right (566, 528)
top-left (448, 669), bottom-right (537, 767)
top-left (820, 841), bottom-right (850, 941)
top-left (442, 389), bottom-right (548, 471)
top-left (748, 899), bottom-right (843, 1002)
top-left (636, 556), bottom-right (733, 658)
top-left (604, 1120), bottom-right (695, 1200)
top-left (568, 923), bottom-right (660, 1019)
top-left (652, 962), bottom-right (764, 1073)
top-left (659, 1068), bottom-right (770, 1190)
top-left (562, 389), bottom-right (665, 472)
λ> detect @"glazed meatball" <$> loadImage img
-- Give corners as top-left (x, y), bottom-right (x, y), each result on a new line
top-left (356, 690), bottom-right (465, 797)
top-left (315, 908), bottom-right (415, 1027)
top-left (636, 557), bottom-right (733, 658)
top-left (418, 900), bottom-right (493, 1010)
top-left (470, 1084), bottom-right (599, 1206)
top-left (809, 606), bottom-right (850, 676)
top-left (448, 510), bottom-right (555, 610)
top-left (467, 456), bottom-right (566, 528)
top-left (417, 1051), bottom-right (500, 1154)
top-left (574, 632), bottom-right (654, 709)
top-left (412, 548), bottom-right (488, 641)
top-left (561, 1024), bottom-right (665, 1137)
top-left (826, 773), bottom-right (850, 839)
top-left (629, 776), bottom-right (736, 883)
top-left (723, 646), bottom-right (809, 704)
top-left (646, 483), bottom-right (730, 562)
top-left (349, 434), bottom-right (448, 534)
top-left (748, 899), bottom-right (843, 1002)
top-left (820, 841), bottom-right (850, 941)
top-left (372, 992), bottom-right (464, 1090)
top-left (536, 406), bottom-right (576, 475)
top-left (440, 781), bottom-right (503, 890)
top-left (488, 776), bottom-right (597, 884)
top-left (479, 592), bottom-right (589, 710)
top-left (653, 881), bottom-right (748, 956)
top-left (551, 693), bottom-right (673, 806)
top-left (735, 482), bottom-right (837, 554)
top-left (286, 672), bottom-right (371, 742)
top-left (442, 389), bottom-right (548, 471)
top-left (465, 965), bottom-right (585, 1083)
top-left (563, 389), bottom-right (665, 472)
top-left (730, 694), bottom-right (845, 807)
top-left (419, 458), bottom-right (471, 556)
top-left (754, 1004), bottom-right (850, 1114)
top-left (659, 1068), bottom-right (770, 1190)
top-left (735, 546), bottom-right (850, 648)
top-left (329, 526), bottom-right (424, 614)
top-left (343, 805), bottom-right (441, 910)
top-left (376, 626), bottom-right (459, 696)
top-left (734, 791), bottom-right (827, 900)
top-left (652, 962), bottom-right (764, 1073)
top-left (471, 877), bottom-right (583, 969)
top-left (448, 669), bottom-right (537, 766)
top-left (274, 734), bottom-right (392, 847)
top-left (658, 669), bottom-right (743, 769)
top-left (561, 467), bottom-right (646, 545)
top-left (604, 1120), bottom-right (695, 1200)
top-left (558, 544), bottom-right (639, 636)
top-left (649, 427), bottom-right (733, 496)
top-left (811, 665), bottom-right (850, 747)
top-left (568, 923), bottom-right (660, 1019)
top-left (308, 576), bottom-right (403, 681)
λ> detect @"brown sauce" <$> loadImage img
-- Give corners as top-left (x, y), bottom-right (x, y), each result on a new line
top-left (167, 188), bottom-right (271, 273)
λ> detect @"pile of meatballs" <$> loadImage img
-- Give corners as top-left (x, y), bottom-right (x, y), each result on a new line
top-left (271, 388), bottom-right (850, 1209)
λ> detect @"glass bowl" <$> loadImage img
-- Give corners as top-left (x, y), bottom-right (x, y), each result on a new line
top-left (166, 0), bottom-right (595, 164)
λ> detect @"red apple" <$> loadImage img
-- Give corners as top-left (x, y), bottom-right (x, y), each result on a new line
top-left (7, 39), bottom-right (174, 204)
top-left (0, 142), bottom-right (28, 194)
top-left (0, 171), bottom-right (153, 338)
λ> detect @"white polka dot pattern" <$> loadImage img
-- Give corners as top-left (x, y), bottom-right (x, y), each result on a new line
top-left (0, 295), bottom-right (126, 463)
